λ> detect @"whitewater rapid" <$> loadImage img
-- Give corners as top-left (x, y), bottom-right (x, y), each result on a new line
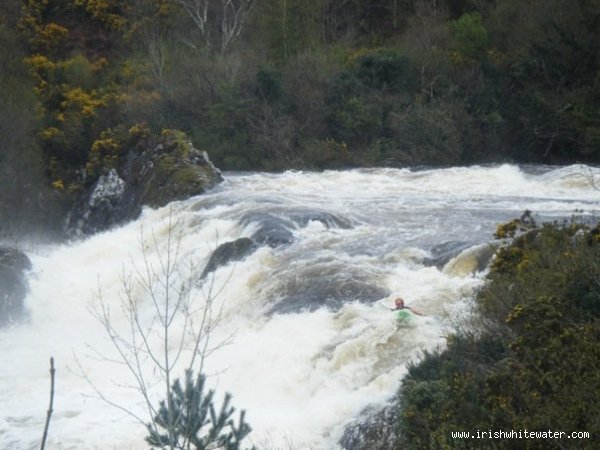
top-left (1, 164), bottom-right (598, 449)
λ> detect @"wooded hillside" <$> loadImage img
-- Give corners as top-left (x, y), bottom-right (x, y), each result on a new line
top-left (1, 0), bottom-right (599, 234)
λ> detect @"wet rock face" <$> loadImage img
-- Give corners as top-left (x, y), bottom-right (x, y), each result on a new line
top-left (68, 169), bottom-right (128, 236)
top-left (339, 402), bottom-right (401, 450)
top-left (251, 219), bottom-right (295, 248)
top-left (268, 278), bottom-right (389, 314)
top-left (66, 133), bottom-right (223, 237)
top-left (286, 209), bottom-right (353, 229)
top-left (241, 209), bottom-right (353, 249)
top-left (422, 240), bottom-right (472, 268)
top-left (201, 237), bottom-right (258, 278)
top-left (0, 246), bottom-right (32, 327)
top-left (132, 142), bottom-right (223, 209)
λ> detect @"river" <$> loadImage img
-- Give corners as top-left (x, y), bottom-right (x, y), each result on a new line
top-left (1, 164), bottom-right (598, 449)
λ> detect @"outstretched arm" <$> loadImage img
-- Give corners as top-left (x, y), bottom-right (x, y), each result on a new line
top-left (407, 306), bottom-right (425, 316)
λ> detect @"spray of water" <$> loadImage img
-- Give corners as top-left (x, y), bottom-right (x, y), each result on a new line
top-left (1, 165), bottom-right (598, 449)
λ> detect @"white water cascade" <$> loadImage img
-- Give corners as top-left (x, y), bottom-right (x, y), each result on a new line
top-left (1, 164), bottom-right (598, 449)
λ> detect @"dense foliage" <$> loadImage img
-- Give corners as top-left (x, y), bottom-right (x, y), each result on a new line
top-left (0, 11), bottom-right (61, 237)
top-left (398, 218), bottom-right (600, 449)
top-left (1, 0), bottom-right (599, 235)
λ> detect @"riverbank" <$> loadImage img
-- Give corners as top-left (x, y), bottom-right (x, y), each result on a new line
top-left (2, 1), bottom-right (599, 241)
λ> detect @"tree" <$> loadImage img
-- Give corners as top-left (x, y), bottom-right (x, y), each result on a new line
top-left (146, 370), bottom-right (254, 450)
top-left (449, 12), bottom-right (489, 62)
top-left (171, 0), bottom-right (255, 52)
top-left (257, 0), bottom-right (325, 63)
top-left (80, 212), bottom-right (252, 449)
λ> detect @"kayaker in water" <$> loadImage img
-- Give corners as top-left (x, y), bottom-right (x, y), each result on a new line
top-left (393, 297), bottom-right (425, 316)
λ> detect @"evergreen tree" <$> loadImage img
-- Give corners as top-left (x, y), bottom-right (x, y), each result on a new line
top-left (146, 370), bottom-right (255, 450)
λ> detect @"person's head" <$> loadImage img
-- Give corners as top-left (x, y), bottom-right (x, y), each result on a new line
top-left (395, 297), bottom-right (405, 309)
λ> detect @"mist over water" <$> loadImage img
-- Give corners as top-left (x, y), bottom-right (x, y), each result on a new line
top-left (1, 164), bottom-right (598, 449)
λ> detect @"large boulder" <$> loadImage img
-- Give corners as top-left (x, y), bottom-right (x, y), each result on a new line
top-left (242, 213), bottom-right (296, 248)
top-left (201, 237), bottom-right (258, 278)
top-left (128, 130), bottom-right (223, 209)
top-left (0, 246), bottom-right (32, 327)
top-left (67, 130), bottom-right (222, 236)
top-left (339, 402), bottom-right (400, 450)
top-left (67, 169), bottom-right (127, 236)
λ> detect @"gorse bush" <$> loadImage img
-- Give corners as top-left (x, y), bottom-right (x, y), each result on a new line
top-left (2, 0), bottom-right (600, 233)
top-left (399, 219), bottom-right (600, 450)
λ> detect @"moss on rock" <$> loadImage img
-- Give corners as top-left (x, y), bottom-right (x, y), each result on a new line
top-left (66, 128), bottom-right (222, 236)
top-left (139, 130), bottom-right (223, 208)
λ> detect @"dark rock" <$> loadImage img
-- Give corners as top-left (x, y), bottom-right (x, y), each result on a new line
top-left (340, 402), bottom-right (401, 450)
top-left (252, 224), bottom-right (295, 248)
top-left (422, 240), bottom-right (473, 268)
top-left (267, 267), bottom-right (389, 314)
top-left (241, 209), bottom-right (352, 249)
top-left (242, 213), bottom-right (296, 248)
top-left (287, 210), bottom-right (353, 229)
top-left (270, 283), bottom-right (389, 314)
top-left (201, 237), bottom-right (258, 278)
top-left (443, 243), bottom-right (497, 277)
top-left (0, 246), bottom-right (32, 327)
top-left (67, 169), bottom-right (128, 236)
top-left (130, 132), bottom-right (223, 209)
top-left (66, 130), bottom-right (223, 237)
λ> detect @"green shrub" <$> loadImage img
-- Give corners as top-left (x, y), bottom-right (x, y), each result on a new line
top-left (300, 138), bottom-right (352, 168)
top-left (324, 50), bottom-right (418, 148)
top-left (255, 68), bottom-right (284, 101)
top-left (450, 13), bottom-right (489, 63)
top-left (384, 102), bottom-right (464, 166)
top-left (353, 51), bottom-right (416, 91)
top-left (398, 220), bottom-right (600, 449)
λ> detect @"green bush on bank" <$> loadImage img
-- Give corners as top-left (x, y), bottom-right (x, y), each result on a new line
top-left (398, 219), bottom-right (600, 450)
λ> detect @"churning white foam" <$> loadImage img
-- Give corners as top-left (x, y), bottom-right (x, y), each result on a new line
top-left (1, 165), bottom-right (598, 449)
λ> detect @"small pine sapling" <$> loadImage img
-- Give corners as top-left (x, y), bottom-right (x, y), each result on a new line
top-left (146, 369), bottom-right (254, 450)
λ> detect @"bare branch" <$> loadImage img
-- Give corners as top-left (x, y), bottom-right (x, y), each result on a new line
top-left (40, 357), bottom-right (55, 450)
top-left (80, 208), bottom-right (234, 448)
top-left (73, 355), bottom-right (151, 427)
top-left (172, 0), bottom-right (255, 51)
top-left (586, 165), bottom-right (600, 191)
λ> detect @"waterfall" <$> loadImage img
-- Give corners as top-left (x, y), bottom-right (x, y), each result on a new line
top-left (1, 164), bottom-right (598, 449)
